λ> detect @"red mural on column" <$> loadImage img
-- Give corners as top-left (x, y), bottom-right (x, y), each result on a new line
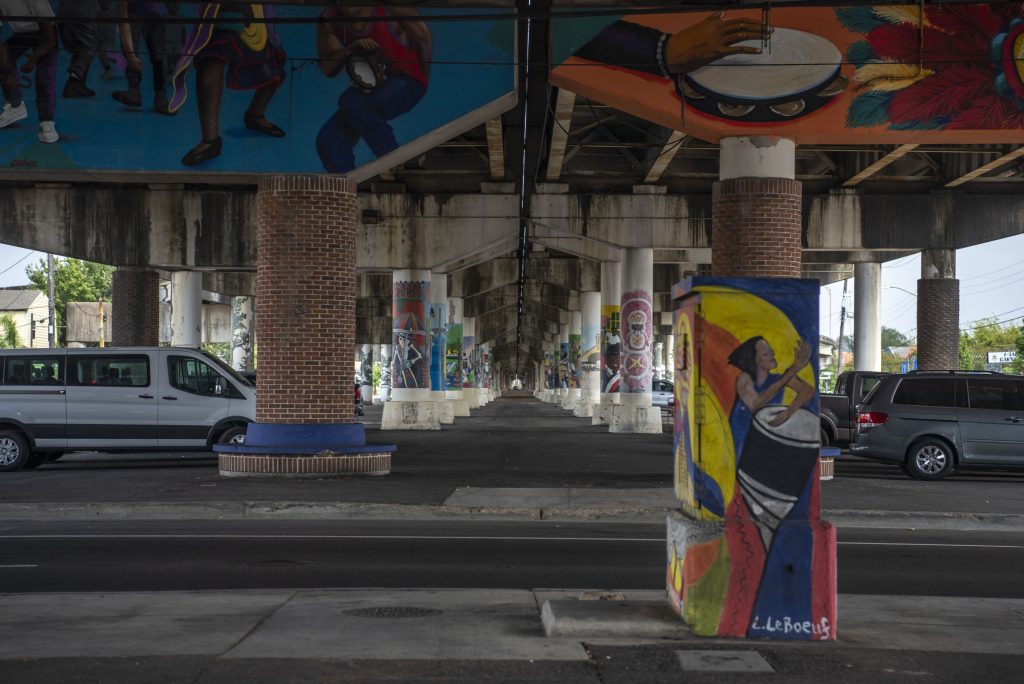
top-left (620, 289), bottom-right (653, 393)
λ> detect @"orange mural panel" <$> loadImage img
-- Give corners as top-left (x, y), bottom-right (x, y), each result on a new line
top-left (551, 4), bottom-right (1024, 143)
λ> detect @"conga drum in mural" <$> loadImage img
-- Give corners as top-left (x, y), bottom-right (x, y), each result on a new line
top-left (736, 405), bottom-right (821, 550)
top-left (683, 29), bottom-right (847, 122)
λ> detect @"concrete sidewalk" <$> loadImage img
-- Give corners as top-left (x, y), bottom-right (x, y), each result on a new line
top-left (1, 588), bottom-right (1022, 682)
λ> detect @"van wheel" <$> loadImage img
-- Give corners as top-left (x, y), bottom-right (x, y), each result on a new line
top-left (0, 430), bottom-right (30, 472)
top-left (906, 438), bottom-right (954, 480)
top-left (820, 428), bottom-right (831, 447)
top-left (218, 426), bottom-right (247, 445)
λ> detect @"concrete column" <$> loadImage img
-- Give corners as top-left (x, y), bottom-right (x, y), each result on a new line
top-left (230, 296), bottom-right (254, 372)
top-left (568, 310), bottom-right (582, 407)
top-left (111, 269), bottom-right (159, 347)
top-left (853, 262), bottom-right (882, 371)
top-left (462, 317), bottom-right (481, 409)
top-left (169, 271), bottom-right (202, 348)
top-left (429, 272), bottom-right (455, 424)
top-left (653, 339), bottom-right (665, 380)
top-left (446, 297), bottom-right (469, 416)
top-left (378, 344), bottom-right (392, 403)
top-left (713, 136), bottom-right (801, 278)
top-left (917, 249), bottom-right (960, 370)
top-left (382, 269), bottom-right (439, 430)
top-left (574, 290), bottom-right (601, 417)
top-left (557, 320), bottom-right (570, 408)
top-left (594, 260), bottom-right (621, 425)
top-left (610, 249), bottom-right (661, 433)
top-left (218, 175), bottom-right (393, 477)
top-left (666, 334), bottom-right (675, 382)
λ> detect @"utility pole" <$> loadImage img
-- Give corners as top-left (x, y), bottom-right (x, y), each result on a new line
top-left (47, 254), bottom-right (55, 348)
top-left (835, 278), bottom-right (849, 375)
top-left (98, 299), bottom-right (105, 348)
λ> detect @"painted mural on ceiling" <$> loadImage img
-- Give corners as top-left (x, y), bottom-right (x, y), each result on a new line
top-left (551, 3), bottom-right (1024, 143)
top-left (0, 2), bottom-right (515, 178)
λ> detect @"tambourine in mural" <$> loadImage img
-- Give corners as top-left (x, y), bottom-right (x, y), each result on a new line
top-left (348, 57), bottom-right (384, 92)
top-left (682, 28), bottom-right (847, 122)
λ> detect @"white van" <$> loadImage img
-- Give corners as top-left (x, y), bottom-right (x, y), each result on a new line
top-left (0, 347), bottom-right (255, 471)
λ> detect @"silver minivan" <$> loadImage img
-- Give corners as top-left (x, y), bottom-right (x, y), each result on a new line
top-left (0, 347), bottom-right (255, 471)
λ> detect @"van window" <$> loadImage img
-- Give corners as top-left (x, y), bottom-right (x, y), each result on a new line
top-left (893, 378), bottom-right (956, 407)
top-left (168, 355), bottom-right (221, 396)
top-left (967, 379), bottom-right (1024, 411)
top-left (68, 355), bottom-right (150, 387)
top-left (4, 356), bottom-right (63, 385)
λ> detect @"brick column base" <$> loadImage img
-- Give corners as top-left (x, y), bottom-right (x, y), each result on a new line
top-left (712, 178), bottom-right (802, 278)
top-left (917, 278), bottom-right (960, 370)
top-left (111, 269), bottom-right (159, 346)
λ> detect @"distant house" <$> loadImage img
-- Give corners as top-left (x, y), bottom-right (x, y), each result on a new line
top-left (0, 288), bottom-right (51, 348)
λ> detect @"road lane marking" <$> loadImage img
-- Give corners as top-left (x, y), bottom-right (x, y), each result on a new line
top-left (0, 535), bottom-right (1021, 549)
top-left (0, 564), bottom-right (38, 568)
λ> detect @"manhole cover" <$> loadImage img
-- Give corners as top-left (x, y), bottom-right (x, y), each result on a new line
top-left (242, 560), bottom-right (310, 567)
top-left (343, 607), bottom-right (442, 618)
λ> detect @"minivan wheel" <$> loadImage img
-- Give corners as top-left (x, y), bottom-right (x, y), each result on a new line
top-left (820, 428), bottom-right (831, 447)
top-left (906, 438), bottom-right (954, 480)
top-left (218, 426), bottom-right (247, 445)
top-left (0, 430), bottom-right (30, 472)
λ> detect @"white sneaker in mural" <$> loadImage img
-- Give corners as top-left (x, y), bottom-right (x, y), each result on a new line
top-left (0, 102), bottom-right (27, 128)
top-left (38, 121), bottom-right (58, 143)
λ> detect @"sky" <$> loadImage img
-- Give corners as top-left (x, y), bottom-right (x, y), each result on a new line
top-left (2, 232), bottom-right (1023, 346)
top-left (819, 232), bottom-right (1024, 344)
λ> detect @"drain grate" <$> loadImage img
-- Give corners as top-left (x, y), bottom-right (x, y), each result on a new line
top-left (343, 606), bottom-right (442, 618)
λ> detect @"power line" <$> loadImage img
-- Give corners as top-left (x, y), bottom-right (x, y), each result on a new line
top-left (0, 251), bottom-right (38, 278)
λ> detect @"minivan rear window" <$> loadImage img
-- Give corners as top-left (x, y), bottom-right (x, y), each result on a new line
top-left (68, 355), bottom-right (150, 387)
top-left (893, 378), bottom-right (956, 407)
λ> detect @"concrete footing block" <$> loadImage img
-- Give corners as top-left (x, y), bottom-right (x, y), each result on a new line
top-left (573, 399), bottom-right (595, 418)
top-left (541, 599), bottom-right (688, 638)
top-left (381, 400), bottom-right (442, 430)
top-left (609, 404), bottom-right (663, 434)
top-left (451, 399), bottom-right (471, 417)
top-left (438, 401), bottom-right (455, 424)
top-left (591, 403), bottom-right (612, 425)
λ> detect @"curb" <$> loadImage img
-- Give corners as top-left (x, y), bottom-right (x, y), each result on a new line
top-left (1, 501), bottom-right (1023, 530)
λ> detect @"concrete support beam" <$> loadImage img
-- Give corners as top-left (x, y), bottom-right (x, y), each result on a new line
top-left (843, 144), bottom-right (919, 187)
top-left (644, 131), bottom-right (688, 184)
top-left (545, 88), bottom-right (576, 181)
top-left (945, 146), bottom-right (1024, 188)
top-left (853, 263), bottom-right (881, 372)
top-left (485, 118), bottom-right (506, 181)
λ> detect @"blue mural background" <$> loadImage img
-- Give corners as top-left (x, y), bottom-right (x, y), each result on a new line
top-left (0, 3), bottom-right (515, 174)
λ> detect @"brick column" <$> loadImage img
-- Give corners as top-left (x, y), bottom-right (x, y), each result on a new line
top-left (217, 175), bottom-right (394, 476)
top-left (111, 269), bottom-right (159, 346)
top-left (917, 249), bottom-right (959, 370)
top-left (712, 137), bottom-right (801, 278)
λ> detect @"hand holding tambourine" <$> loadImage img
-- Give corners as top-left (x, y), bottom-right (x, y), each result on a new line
top-left (665, 12), bottom-right (769, 75)
top-left (346, 38), bottom-right (385, 91)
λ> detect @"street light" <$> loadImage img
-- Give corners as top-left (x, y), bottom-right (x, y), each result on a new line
top-left (886, 285), bottom-right (917, 297)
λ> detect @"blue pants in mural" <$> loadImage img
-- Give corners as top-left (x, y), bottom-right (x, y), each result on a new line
top-left (316, 75), bottom-right (426, 173)
top-left (1, 31), bottom-right (58, 121)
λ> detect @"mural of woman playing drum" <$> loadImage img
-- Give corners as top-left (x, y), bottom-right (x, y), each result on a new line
top-left (727, 335), bottom-right (814, 461)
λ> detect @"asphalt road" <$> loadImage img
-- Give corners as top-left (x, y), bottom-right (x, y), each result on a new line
top-left (2, 520), bottom-right (1022, 597)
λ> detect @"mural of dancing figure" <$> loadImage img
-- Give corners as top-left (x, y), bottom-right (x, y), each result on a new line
top-left (315, 2), bottom-right (431, 173)
top-left (169, 2), bottom-right (287, 166)
top-left (393, 330), bottom-right (423, 389)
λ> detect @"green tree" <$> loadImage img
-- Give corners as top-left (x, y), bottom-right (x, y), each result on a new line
top-left (959, 318), bottom-right (1020, 371)
top-left (26, 258), bottom-right (114, 346)
top-left (0, 314), bottom-right (22, 348)
top-left (1013, 325), bottom-right (1024, 375)
top-left (881, 326), bottom-right (911, 350)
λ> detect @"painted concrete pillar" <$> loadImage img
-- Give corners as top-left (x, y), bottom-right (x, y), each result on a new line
top-left (713, 137), bottom-right (801, 278)
top-left (574, 291), bottom-right (602, 417)
top-left (462, 317), bottom-right (481, 409)
top-left (378, 344), bottom-right (392, 403)
top-left (653, 340), bottom-right (665, 380)
top-left (111, 269), bottom-right (159, 347)
top-left (358, 344), bottom-right (374, 404)
top-left (610, 248), bottom-right (662, 433)
top-left (217, 175), bottom-right (394, 477)
top-left (853, 262), bottom-right (882, 372)
top-left (429, 272), bottom-right (455, 424)
top-left (557, 320), bottom-right (570, 408)
top-left (917, 249), bottom-right (959, 370)
top-left (669, 277), bottom-right (835, 639)
top-left (230, 296), bottom-right (254, 372)
top-left (568, 310), bottom-right (583, 407)
top-left (446, 297), bottom-right (469, 416)
top-left (666, 334), bottom-right (675, 382)
top-left (382, 269), bottom-right (440, 430)
top-left (594, 260), bottom-right (621, 425)
top-left (169, 270), bottom-right (202, 348)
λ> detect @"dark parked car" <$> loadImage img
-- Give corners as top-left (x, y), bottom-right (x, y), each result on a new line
top-left (820, 371), bottom-right (889, 447)
top-left (850, 371), bottom-right (1024, 480)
